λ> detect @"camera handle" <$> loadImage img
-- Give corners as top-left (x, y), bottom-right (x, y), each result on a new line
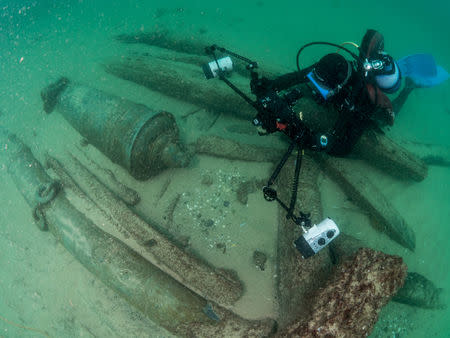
top-left (263, 137), bottom-right (312, 228)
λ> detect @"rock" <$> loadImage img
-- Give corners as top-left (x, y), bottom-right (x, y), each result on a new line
top-left (216, 243), bottom-right (226, 254)
top-left (253, 250), bottom-right (267, 271)
top-left (202, 218), bottom-right (214, 227)
top-left (279, 248), bottom-right (407, 337)
top-left (145, 239), bottom-right (158, 248)
top-left (201, 173), bottom-right (213, 186)
top-left (330, 232), bottom-right (446, 310)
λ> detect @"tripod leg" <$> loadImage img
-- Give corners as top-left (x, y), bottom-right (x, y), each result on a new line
top-left (287, 146), bottom-right (303, 219)
top-left (267, 140), bottom-right (296, 186)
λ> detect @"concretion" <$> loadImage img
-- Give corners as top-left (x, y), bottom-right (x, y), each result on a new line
top-left (279, 248), bottom-right (407, 337)
top-left (73, 146), bottom-right (141, 205)
top-left (331, 233), bottom-right (445, 310)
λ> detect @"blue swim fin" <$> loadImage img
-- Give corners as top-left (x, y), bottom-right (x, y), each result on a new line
top-left (397, 54), bottom-right (449, 88)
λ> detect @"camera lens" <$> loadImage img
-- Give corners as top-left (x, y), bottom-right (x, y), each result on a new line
top-left (326, 230), bottom-right (335, 239)
top-left (318, 238), bottom-right (326, 246)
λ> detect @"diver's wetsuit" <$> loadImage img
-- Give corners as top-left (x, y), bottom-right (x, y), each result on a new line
top-left (267, 65), bottom-right (381, 156)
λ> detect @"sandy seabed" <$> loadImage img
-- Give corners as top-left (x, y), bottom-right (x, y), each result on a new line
top-left (1, 1), bottom-right (449, 337)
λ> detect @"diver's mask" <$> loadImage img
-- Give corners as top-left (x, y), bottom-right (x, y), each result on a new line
top-left (307, 53), bottom-right (352, 100)
top-left (364, 53), bottom-right (401, 93)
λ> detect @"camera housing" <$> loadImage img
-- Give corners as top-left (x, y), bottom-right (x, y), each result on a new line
top-left (202, 56), bottom-right (233, 79)
top-left (294, 217), bottom-right (340, 258)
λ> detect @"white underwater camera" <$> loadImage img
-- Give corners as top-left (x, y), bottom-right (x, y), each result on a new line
top-left (294, 218), bottom-right (340, 258)
top-left (202, 56), bottom-right (233, 79)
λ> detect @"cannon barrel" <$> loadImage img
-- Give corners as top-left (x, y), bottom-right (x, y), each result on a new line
top-left (41, 77), bottom-right (190, 180)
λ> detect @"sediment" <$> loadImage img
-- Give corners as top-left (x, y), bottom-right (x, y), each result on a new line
top-left (0, 127), bottom-right (276, 337)
top-left (46, 152), bottom-right (244, 308)
top-left (190, 134), bottom-right (416, 252)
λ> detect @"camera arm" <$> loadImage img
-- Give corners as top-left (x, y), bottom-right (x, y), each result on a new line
top-left (205, 45), bottom-right (267, 110)
top-left (206, 45), bottom-right (258, 70)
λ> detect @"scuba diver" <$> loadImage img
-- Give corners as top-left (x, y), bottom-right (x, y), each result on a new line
top-left (246, 29), bottom-right (447, 156)
top-left (203, 29), bottom-right (449, 257)
top-left (205, 29), bottom-right (448, 157)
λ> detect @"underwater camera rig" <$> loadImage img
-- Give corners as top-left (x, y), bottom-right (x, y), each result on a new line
top-left (203, 45), bottom-right (340, 258)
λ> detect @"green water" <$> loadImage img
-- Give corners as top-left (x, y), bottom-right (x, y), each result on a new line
top-left (0, 1), bottom-right (449, 337)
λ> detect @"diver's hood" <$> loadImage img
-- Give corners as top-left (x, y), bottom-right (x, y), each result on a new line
top-left (307, 53), bottom-right (352, 100)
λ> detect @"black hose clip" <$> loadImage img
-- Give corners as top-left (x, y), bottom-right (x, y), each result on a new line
top-left (298, 211), bottom-right (312, 228)
top-left (263, 186), bottom-right (277, 201)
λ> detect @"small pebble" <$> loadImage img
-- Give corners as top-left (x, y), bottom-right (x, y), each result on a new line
top-left (145, 239), bottom-right (157, 248)
top-left (202, 219), bottom-right (214, 227)
top-left (216, 243), bottom-right (226, 254)
top-left (253, 250), bottom-right (267, 271)
top-left (201, 174), bottom-right (213, 186)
